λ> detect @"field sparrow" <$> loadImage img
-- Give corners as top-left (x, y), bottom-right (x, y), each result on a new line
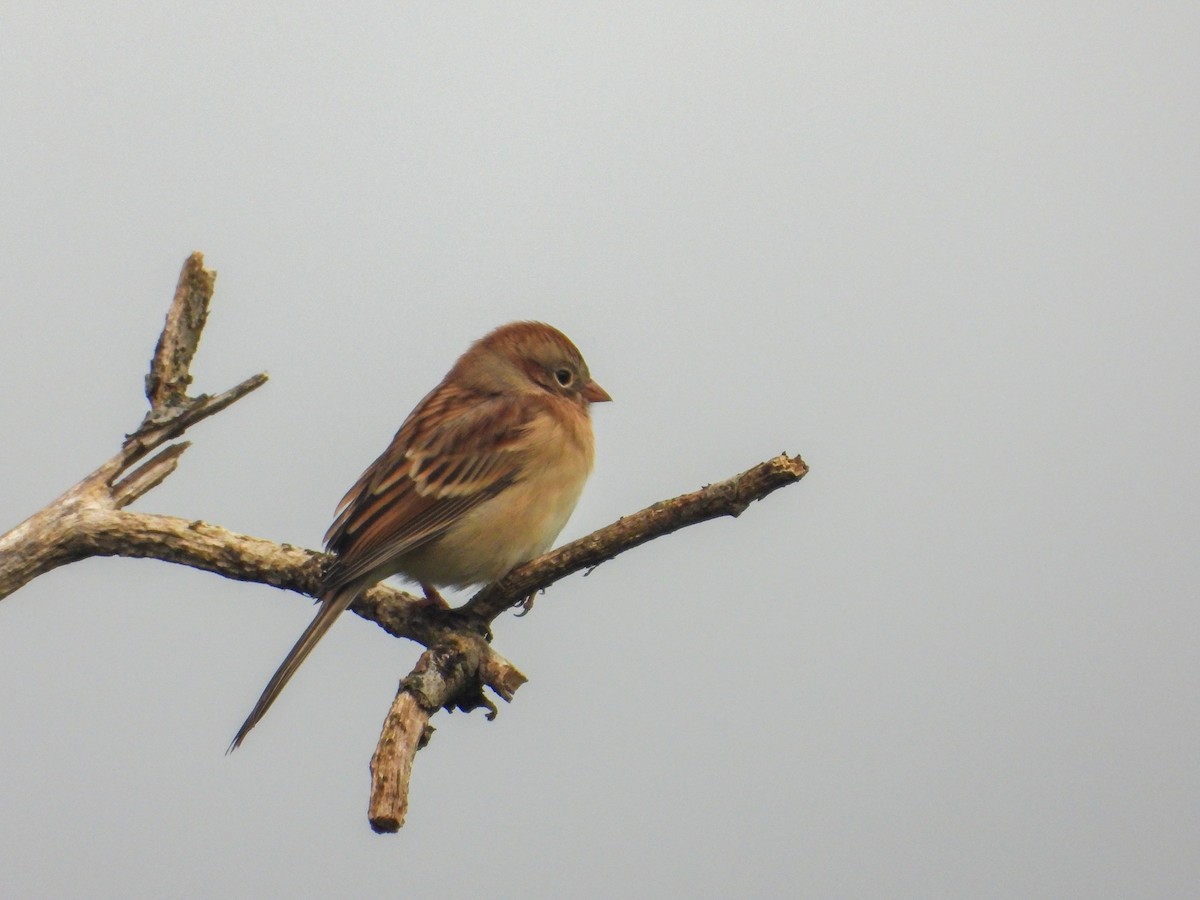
top-left (230, 321), bottom-right (610, 749)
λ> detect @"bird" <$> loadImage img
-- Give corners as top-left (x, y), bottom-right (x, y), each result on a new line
top-left (229, 321), bottom-right (610, 750)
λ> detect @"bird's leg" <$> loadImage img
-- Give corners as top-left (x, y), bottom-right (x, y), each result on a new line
top-left (418, 582), bottom-right (451, 609)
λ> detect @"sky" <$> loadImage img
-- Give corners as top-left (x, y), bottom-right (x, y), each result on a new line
top-left (1, 3), bottom-right (1198, 897)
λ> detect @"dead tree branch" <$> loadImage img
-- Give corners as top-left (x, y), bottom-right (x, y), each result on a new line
top-left (0, 252), bottom-right (808, 833)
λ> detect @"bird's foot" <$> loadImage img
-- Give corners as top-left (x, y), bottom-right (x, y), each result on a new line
top-left (513, 592), bottom-right (537, 617)
top-left (418, 582), bottom-right (451, 608)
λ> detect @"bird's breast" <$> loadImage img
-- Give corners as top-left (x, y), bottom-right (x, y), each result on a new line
top-left (398, 403), bottom-right (595, 588)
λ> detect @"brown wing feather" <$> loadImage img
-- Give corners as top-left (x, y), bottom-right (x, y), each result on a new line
top-left (320, 380), bottom-right (543, 591)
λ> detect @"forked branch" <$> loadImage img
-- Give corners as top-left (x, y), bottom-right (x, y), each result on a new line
top-left (0, 253), bottom-right (808, 833)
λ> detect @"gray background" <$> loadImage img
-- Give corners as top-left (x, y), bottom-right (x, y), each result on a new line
top-left (2, 4), bottom-right (1198, 898)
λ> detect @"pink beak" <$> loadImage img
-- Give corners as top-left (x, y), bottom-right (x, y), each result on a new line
top-left (583, 380), bottom-right (612, 403)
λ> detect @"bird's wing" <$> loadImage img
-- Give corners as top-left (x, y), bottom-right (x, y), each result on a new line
top-left (321, 381), bottom-right (543, 590)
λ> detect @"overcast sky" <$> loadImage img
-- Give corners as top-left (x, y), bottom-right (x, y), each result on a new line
top-left (2, 4), bottom-right (1198, 898)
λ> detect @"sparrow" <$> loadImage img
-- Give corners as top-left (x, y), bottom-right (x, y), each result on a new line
top-left (230, 321), bottom-right (610, 750)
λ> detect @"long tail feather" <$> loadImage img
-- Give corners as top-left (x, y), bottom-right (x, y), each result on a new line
top-left (228, 585), bottom-right (360, 752)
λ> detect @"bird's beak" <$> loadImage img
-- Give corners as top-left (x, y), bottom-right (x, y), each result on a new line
top-left (582, 380), bottom-right (612, 403)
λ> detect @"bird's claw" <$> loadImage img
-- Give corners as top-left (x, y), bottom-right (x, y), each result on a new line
top-left (513, 592), bottom-right (537, 617)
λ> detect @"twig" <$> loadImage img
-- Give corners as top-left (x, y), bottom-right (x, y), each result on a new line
top-left (0, 252), bottom-right (268, 600)
top-left (464, 453), bottom-right (809, 622)
top-left (145, 252), bottom-right (214, 407)
top-left (368, 633), bottom-right (510, 832)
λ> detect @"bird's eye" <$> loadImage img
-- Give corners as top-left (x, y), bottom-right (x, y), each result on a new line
top-left (554, 367), bottom-right (573, 387)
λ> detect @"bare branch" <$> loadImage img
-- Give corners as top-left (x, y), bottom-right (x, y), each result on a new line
top-left (368, 691), bottom-right (432, 833)
top-left (1, 251), bottom-right (809, 833)
top-left (464, 453), bottom-right (809, 621)
top-left (362, 456), bottom-right (808, 827)
top-left (111, 443), bottom-right (191, 508)
top-left (145, 251), bottom-right (215, 408)
top-left (126, 371), bottom-right (269, 464)
top-left (368, 633), bottom-right (504, 832)
top-left (1, 253), bottom-right (267, 600)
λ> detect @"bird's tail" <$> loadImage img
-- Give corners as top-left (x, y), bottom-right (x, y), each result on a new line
top-left (227, 584), bottom-right (360, 752)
